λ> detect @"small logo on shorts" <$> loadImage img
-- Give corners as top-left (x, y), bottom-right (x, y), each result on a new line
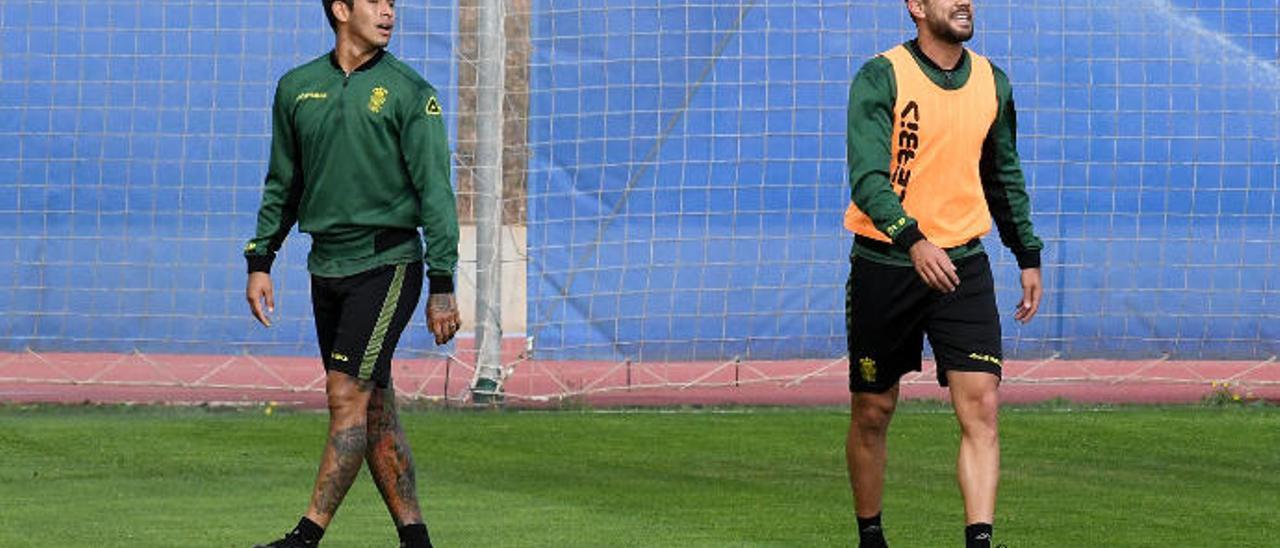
top-left (858, 357), bottom-right (877, 383)
top-left (968, 352), bottom-right (1002, 366)
top-left (331, 352), bottom-right (350, 363)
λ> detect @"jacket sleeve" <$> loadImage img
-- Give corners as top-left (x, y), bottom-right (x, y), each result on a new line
top-left (400, 85), bottom-right (459, 294)
top-left (244, 81), bottom-right (304, 274)
top-left (847, 56), bottom-right (926, 251)
top-left (980, 65), bottom-right (1043, 269)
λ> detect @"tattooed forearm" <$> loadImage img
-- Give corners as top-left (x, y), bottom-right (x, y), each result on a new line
top-left (311, 423), bottom-right (368, 517)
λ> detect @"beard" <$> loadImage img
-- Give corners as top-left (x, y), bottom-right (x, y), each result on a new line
top-left (927, 15), bottom-right (974, 44)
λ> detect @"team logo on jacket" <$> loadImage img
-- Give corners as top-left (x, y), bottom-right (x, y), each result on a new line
top-left (368, 86), bottom-right (389, 113)
top-left (425, 96), bottom-right (442, 116)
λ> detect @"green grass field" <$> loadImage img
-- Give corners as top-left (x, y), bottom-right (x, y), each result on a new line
top-left (1, 402), bottom-right (1277, 547)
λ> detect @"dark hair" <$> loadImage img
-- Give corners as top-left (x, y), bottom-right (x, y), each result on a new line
top-left (323, 0), bottom-right (353, 31)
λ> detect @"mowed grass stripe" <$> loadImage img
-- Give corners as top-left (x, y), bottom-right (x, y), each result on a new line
top-left (0, 405), bottom-right (1276, 547)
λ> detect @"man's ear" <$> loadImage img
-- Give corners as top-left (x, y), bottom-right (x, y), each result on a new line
top-left (332, 0), bottom-right (352, 26)
top-left (905, 0), bottom-right (926, 21)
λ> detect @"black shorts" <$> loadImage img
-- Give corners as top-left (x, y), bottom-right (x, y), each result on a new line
top-left (311, 262), bottom-right (423, 388)
top-left (845, 251), bottom-right (1002, 393)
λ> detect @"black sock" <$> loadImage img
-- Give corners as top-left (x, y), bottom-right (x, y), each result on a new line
top-left (291, 517), bottom-right (324, 546)
top-left (965, 522), bottom-right (993, 548)
top-left (857, 513), bottom-right (887, 548)
top-left (397, 522), bottom-right (433, 548)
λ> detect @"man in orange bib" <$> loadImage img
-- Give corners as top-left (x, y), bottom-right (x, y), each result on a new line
top-left (843, 1), bottom-right (1043, 547)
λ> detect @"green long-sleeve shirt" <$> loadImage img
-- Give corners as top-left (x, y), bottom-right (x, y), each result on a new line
top-left (245, 49), bottom-right (458, 293)
top-left (847, 40), bottom-right (1042, 268)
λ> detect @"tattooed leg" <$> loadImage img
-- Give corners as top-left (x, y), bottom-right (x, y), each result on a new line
top-left (304, 371), bottom-right (375, 528)
top-left (366, 381), bottom-right (424, 526)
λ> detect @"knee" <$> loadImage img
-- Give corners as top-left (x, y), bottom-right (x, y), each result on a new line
top-left (327, 377), bottom-right (373, 419)
top-left (851, 395), bottom-right (896, 434)
top-left (955, 392), bottom-right (999, 438)
top-left (328, 400), bottom-right (367, 428)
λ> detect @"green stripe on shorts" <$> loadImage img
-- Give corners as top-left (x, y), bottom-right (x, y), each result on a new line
top-left (360, 264), bottom-right (407, 380)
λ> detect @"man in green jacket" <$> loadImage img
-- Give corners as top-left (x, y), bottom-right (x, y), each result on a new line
top-left (245, 1), bottom-right (458, 546)
top-left (843, 1), bottom-right (1043, 547)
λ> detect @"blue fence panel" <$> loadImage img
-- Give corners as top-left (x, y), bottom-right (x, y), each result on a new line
top-left (527, 0), bottom-right (1280, 361)
top-left (0, 0), bottom-right (457, 354)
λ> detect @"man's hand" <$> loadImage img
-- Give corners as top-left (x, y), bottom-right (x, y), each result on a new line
top-left (908, 239), bottom-right (959, 293)
top-left (427, 293), bottom-right (461, 345)
top-left (246, 272), bottom-right (274, 327)
top-left (1014, 267), bottom-right (1042, 323)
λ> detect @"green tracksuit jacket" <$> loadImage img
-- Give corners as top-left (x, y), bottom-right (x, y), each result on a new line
top-left (847, 40), bottom-right (1043, 269)
top-left (245, 49), bottom-right (458, 293)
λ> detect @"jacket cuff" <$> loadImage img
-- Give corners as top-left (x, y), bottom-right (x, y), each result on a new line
top-left (246, 254), bottom-right (275, 274)
top-left (1014, 249), bottom-right (1042, 269)
top-left (891, 223), bottom-right (926, 253)
top-left (428, 274), bottom-right (454, 295)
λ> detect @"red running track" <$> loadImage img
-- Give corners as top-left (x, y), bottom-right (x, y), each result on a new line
top-left (1, 342), bottom-right (1276, 408)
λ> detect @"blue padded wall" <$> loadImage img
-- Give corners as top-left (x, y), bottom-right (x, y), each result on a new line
top-left (1, 1), bottom-right (1276, 360)
top-left (0, 1), bottom-right (457, 354)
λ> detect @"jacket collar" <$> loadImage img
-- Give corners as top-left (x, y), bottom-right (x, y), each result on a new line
top-left (328, 48), bottom-right (386, 74)
top-left (906, 39), bottom-right (968, 73)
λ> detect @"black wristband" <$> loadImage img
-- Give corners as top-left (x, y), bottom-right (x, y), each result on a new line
top-left (428, 274), bottom-right (454, 294)
top-left (1014, 249), bottom-right (1042, 270)
top-left (246, 254), bottom-right (275, 274)
top-left (891, 223), bottom-right (926, 253)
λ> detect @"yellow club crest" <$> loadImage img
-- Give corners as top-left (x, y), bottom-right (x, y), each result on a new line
top-left (368, 86), bottom-right (389, 113)
top-left (859, 357), bottom-right (877, 383)
top-left (425, 95), bottom-right (442, 116)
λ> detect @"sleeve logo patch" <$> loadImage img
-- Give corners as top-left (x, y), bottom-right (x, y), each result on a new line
top-left (884, 217), bottom-right (907, 237)
top-left (368, 86), bottom-right (389, 113)
top-left (425, 96), bottom-right (442, 116)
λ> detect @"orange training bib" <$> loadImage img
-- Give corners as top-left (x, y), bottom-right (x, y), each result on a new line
top-left (845, 45), bottom-right (998, 247)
